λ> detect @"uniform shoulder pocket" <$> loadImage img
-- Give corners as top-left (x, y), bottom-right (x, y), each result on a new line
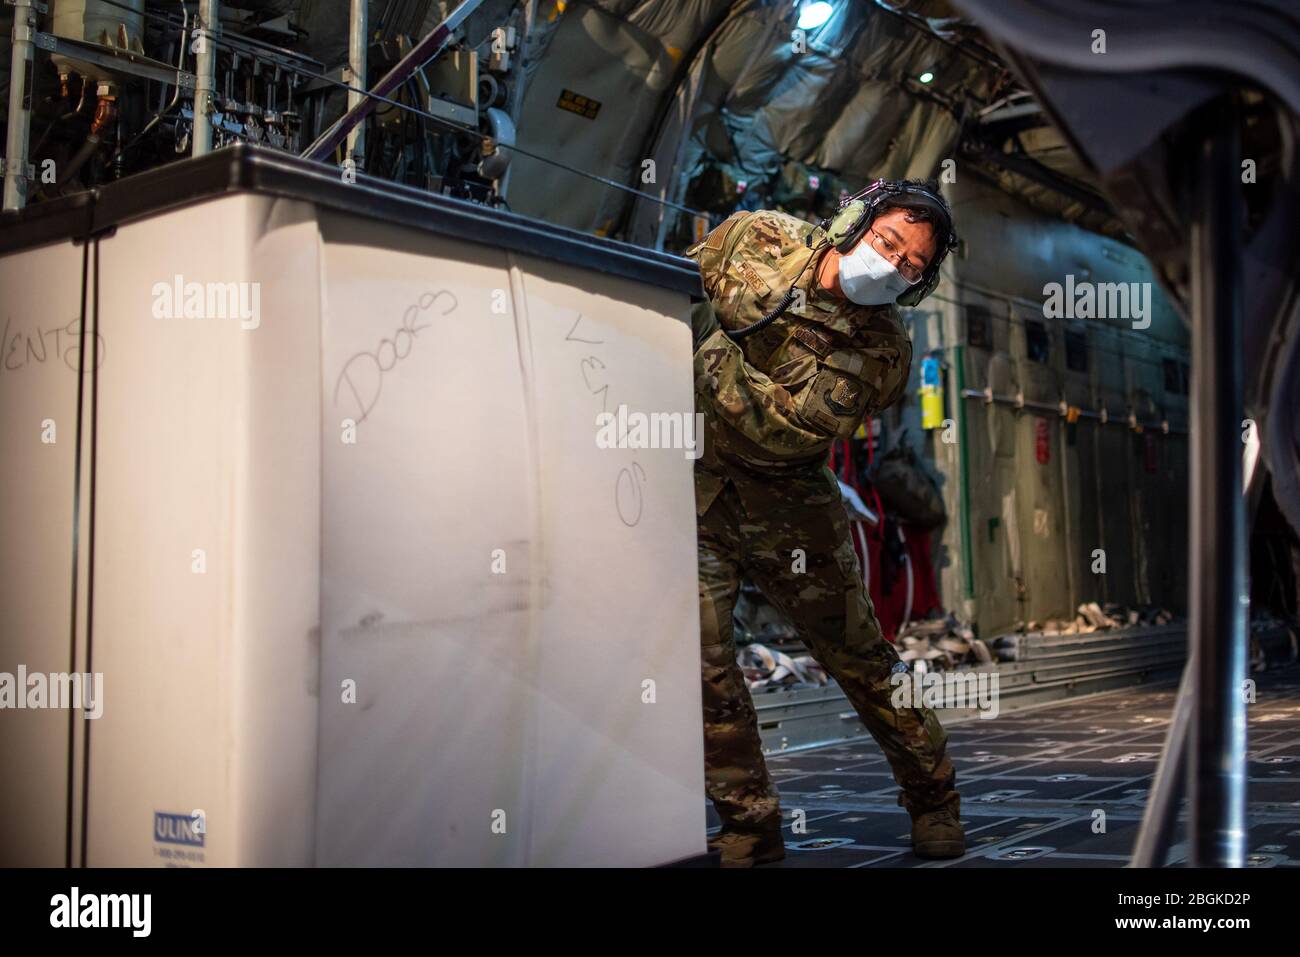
top-left (688, 212), bottom-right (753, 299)
top-left (685, 211), bottom-right (748, 259)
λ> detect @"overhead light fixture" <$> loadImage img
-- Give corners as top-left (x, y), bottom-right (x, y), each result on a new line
top-left (797, 1), bottom-right (834, 31)
top-left (918, 71), bottom-right (935, 84)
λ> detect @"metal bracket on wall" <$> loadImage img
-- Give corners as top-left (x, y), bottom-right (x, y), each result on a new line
top-left (33, 33), bottom-right (197, 90)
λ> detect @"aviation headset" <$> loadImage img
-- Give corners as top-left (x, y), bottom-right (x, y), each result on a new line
top-left (726, 178), bottom-right (958, 340)
top-left (820, 178), bottom-right (958, 306)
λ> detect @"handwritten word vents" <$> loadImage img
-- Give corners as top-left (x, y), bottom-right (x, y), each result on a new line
top-left (151, 275), bottom-right (261, 330)
top-left (0, 316), bottom-right (104, 376)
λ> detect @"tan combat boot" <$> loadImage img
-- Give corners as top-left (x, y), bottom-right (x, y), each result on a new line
top-left (909, 794), bottom-right (965, 859)
top-left (709, 828), bottom-right (786, 868)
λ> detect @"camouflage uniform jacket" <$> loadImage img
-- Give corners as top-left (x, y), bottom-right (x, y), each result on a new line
top-left (686, 209), bottom-right (913, 515)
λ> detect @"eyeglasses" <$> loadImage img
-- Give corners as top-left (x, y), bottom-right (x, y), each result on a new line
top-left (868, 227), bottom-right (927, 284)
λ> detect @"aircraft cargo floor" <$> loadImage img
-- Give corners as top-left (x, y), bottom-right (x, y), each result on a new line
top-left (706, 663), bottom-right (1300, 867)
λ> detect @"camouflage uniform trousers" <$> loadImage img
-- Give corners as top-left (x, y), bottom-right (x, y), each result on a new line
top-left (698, 464), bottom-right (958, 834)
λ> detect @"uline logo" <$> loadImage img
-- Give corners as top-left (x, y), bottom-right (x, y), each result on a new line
top-left (154, 811), bottom-right (204, 847)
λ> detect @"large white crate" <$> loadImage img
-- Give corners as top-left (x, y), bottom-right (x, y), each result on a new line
top-left (0, 147), bottom-right (705, 867)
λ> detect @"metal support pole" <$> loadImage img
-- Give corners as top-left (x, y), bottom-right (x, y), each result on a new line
top-left (1131, 658), bottom-right (1194, 867)
top-left (302, 0), bottom-right (492, 163)
top-left (4, 0), bottom-right (37, 210)
top-left (192, 0), bottom-right (219, 156)
top-left (1131, 218), bottom-right (1261, 867)
top-left (345, 0), bottom-right (367, 170)
top-left (496, 0), bottom-right (534, 202)
top-left (1186, 97), bottom-right (1248, 867)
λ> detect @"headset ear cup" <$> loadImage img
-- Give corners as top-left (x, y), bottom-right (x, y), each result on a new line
top-left (897, 268), bottom-right (941, 307)
top-left (827, 200), bottom-right (866, 250)
top-left (836, 228), bottom-right (869, 254)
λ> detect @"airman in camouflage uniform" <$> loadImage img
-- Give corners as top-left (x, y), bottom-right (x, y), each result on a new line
top-left (686, 207), bottom-right (961, 866)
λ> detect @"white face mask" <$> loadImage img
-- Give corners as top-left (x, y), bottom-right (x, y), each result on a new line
top-left (837, 237), bottom-right (912, 305)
